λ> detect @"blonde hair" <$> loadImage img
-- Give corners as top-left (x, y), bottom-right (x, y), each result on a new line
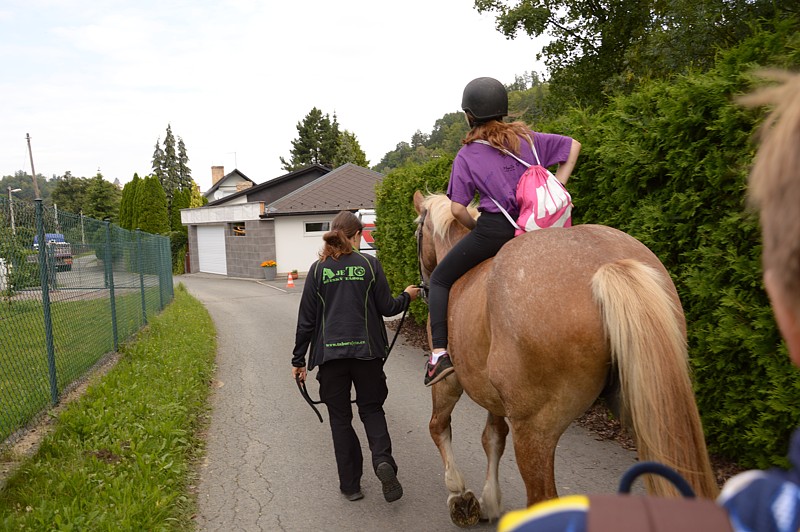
top-left (739, 70), bottom-right (800, 313)
top-left (463, 120), bottom-right (533, 156)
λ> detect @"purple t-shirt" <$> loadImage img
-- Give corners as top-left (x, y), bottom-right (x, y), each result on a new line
top-left (447, 131), bottom-right (573, 217)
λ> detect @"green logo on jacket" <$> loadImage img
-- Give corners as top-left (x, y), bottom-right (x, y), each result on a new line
top-left (322, 266), bottom-right (366, 284)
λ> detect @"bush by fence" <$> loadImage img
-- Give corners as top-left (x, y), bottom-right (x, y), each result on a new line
top-left (0, 198), bottom-right (173, 446)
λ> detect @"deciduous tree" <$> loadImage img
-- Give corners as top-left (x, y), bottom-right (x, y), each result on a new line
top-left (50, 171), bottom-right (89, 214)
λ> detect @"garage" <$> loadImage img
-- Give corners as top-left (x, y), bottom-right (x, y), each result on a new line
top-left (197, 225), bottom-right (227, 275)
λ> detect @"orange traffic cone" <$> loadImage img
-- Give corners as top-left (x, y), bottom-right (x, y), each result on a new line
top-left (286, 273), bottom-right (295, 288)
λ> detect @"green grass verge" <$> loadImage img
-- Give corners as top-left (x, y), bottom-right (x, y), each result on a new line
top-left (0, 283), bottom-right (216, 530)
top-left (0, 287), bottom-right (162, 442)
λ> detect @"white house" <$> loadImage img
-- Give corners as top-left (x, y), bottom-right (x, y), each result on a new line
top-left (181, 163), bottom-right (384, 279)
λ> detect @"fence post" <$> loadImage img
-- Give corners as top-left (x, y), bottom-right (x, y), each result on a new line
top-left (158, 236), bottom-right (165, 310)
top-left (104, 221), bottom-right (119, 352)
top-left (167, 237), bottom-right (174, 301)
top-left (137, 229), bottom-right (147, 325)
top-left (35, 200), bottom-right (59, 405)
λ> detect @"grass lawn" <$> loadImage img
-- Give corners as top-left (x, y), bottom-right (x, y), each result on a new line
top-left (0, 283), bottom-right (216, 530)
top-left (0, 287), bottom-right (162, 442)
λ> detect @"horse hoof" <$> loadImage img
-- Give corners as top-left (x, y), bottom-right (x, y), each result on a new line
top-left (448, 491), bottom-right (481, 528)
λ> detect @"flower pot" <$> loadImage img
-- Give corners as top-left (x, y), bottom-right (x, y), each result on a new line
top-left (263, 267), bottom-right (276, 281)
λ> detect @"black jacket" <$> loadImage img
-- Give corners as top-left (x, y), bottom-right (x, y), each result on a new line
top-left (292, 251), bottom-right (410, 370)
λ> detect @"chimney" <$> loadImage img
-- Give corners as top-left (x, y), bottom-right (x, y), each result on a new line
top-left (211, 166), bottom-right (225, 185)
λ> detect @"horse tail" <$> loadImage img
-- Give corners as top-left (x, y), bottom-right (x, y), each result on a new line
top-left (591, 259), bottom-right (718, 499)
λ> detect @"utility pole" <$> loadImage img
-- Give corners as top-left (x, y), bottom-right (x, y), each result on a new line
top-left (26, 133), bottom-right (41, 199)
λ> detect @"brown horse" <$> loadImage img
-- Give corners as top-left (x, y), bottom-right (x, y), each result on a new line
top-left (413, 191), bottom-right (718, 527)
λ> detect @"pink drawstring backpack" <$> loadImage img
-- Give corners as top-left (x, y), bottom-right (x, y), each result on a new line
top-left (479, 137), bottom-right (573, 235)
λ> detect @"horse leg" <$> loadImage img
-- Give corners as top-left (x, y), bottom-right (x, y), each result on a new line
top-left (508, 416), bottom-right (561, 505)
top-left (478, 412), bottom-right (509, 522)
top-left (429, 376), bottom-right (481, 528)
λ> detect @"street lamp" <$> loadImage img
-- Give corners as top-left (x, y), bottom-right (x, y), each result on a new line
top-left (7, 186), bottom-right (21, 235)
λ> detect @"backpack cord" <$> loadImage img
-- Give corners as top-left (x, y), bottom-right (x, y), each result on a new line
top-left (474, 135), bottom-right (541, 231)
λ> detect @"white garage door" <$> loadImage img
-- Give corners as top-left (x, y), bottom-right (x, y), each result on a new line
top-left (197, 225), bottom-right (227, 275)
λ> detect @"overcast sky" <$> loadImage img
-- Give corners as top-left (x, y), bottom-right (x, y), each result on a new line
top-left (1, 0), bottom-right (548, 192)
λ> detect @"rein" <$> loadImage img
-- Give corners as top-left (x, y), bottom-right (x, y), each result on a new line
top-left (295, 295), bottom-right (411, 424)
top-left (416, 209), bottom-right (430, 304)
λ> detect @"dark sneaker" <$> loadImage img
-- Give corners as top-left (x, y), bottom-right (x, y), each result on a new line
top-left (424, 353), bottom-right (455, 387)
top-left (376, 462), bottom-right (403, 503)
top-left (343, 490), bottom-right (364, 501)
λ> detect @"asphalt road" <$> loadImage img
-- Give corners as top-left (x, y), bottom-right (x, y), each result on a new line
top-left (178, 273), bottom-right (640, 532)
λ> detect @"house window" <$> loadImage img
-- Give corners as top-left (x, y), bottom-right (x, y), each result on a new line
top-left (304, 221), bottom-right (330, 234)
top-left (231, 222), bottom-right (246, 237)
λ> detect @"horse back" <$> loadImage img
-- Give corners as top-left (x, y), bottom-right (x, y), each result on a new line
top-left (450, 224), bottom-right (679, 419)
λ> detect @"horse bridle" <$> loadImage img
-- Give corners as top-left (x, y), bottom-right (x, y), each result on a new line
top-left (416, 209), bottom-right (431, 304)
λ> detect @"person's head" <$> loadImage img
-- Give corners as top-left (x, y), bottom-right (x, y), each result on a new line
top-left (320, 211), bottom-right (363, 261)
top-left (741, 70), bottom-right (800, 365)
top-left (461, 76), bottom-right (531, 154)
top-left (462, 77), bottom-right (508, 128)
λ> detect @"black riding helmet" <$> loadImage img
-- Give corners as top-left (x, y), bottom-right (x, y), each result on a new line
top-left (461, 77), bottom-right (508, 124)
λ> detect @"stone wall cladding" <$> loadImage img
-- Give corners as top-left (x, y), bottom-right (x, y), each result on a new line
top-left (224, 219), bottom-right (276, 278)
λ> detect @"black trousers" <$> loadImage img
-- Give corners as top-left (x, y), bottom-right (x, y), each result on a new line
top-left (428, 212), bottom-right (515, 349)
top-left (318, 357), bottom-right (396, 494)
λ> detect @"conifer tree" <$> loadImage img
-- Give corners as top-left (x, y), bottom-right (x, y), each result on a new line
top-left (280, 108), bottom-right (344, 171)
top-left (121, 173), bottom-right (142, 230)
top-left (161, 124), bottom-right (179, 202)
top-left (84, 172), bottom-right (121, 222)
top-left (136, 175), bottom-right (169, 234)
top-left (151, 140), bottom-right (165, 181)
top-left (333, 130), bottom-right (369, 168)
top-left (177, 136), bottom-right (192, 191)
top-left (119, 179), bottom-right (133, 230)
top-left (170, 187), bottom-right (190, 232)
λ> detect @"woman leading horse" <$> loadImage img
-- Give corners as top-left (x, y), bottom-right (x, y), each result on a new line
top-left (414, 192), bottom-right (718, 527)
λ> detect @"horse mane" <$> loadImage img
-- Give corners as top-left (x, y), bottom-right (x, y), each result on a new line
top-left (419, 193), bottom-right (479, 241)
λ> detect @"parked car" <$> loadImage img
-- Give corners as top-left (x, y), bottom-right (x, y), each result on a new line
top-left (32, 233), bottom-right (73, 271)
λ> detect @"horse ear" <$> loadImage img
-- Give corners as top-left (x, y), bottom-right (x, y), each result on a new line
top-left (413, 191), bottom-right (425, 214)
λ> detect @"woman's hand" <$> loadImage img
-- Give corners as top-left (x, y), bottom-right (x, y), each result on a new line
top-left (404, 285), bottom-right (421, 300)
top-left (292, 366), bottom-right (307, 384)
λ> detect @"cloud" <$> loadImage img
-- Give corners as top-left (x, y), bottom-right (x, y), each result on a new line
top-left (1, 0), bottom-right (549, 192)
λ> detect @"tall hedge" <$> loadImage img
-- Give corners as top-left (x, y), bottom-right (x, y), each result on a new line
top-left (375, 20), bottom-right (800, 468)
top-left (374, 156), bottom-right (452, 325)
top-left (560, 24), bottom-right (800, 468)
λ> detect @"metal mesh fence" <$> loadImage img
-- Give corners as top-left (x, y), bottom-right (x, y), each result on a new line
top-left (0, 197), bottom-right (174, 446)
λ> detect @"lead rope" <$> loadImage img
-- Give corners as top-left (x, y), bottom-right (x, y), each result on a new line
top-left (296, 290), bottom-right (411, 424)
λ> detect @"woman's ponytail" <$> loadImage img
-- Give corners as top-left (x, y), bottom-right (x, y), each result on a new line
top-left (319, 211), bottom-right (363, 262)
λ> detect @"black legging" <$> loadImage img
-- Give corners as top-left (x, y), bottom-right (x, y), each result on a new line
top-left (428, 212), bottom-right (515, 350)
